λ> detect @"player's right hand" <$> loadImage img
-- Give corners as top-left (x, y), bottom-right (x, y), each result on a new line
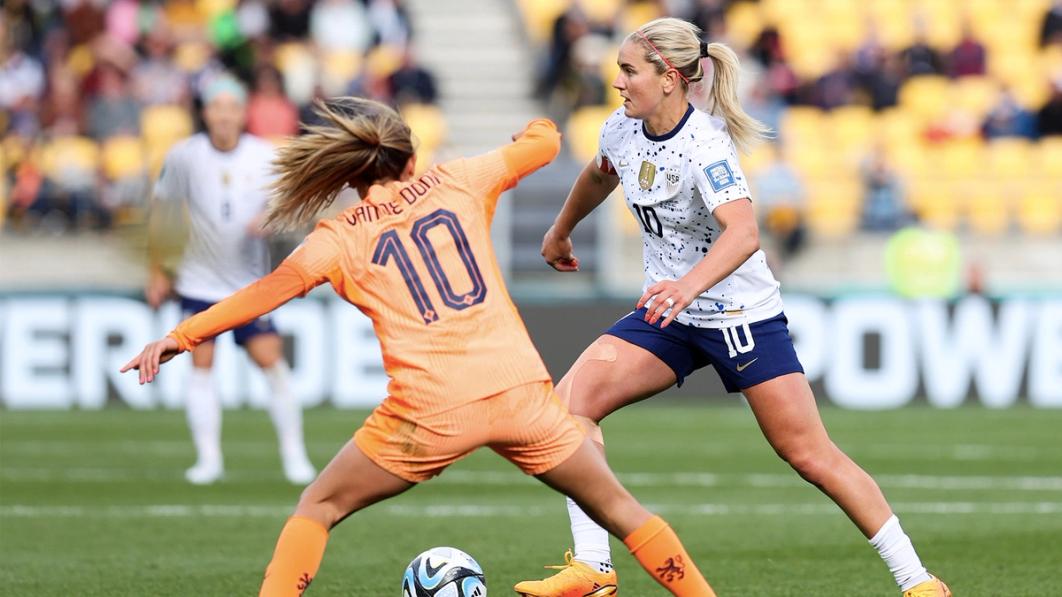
top-left (541, 225), bottom-right (579, 272)
top-left (120, 336), bottom-right (182, 385)
top-left (145, 270), bottom-right (172, 309)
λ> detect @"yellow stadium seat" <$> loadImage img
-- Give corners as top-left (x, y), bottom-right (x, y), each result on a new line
top-left (1035, 138), bottom-right (1062, 174)
top-left (173, 41), bottom-right (211, 73)
top-left (806, 177), bottom-right (861, 238)
top-left (898, 76), bottom-right (952, 123)
top-left (965, 190), bottom-right (1011, 236)
top-left (878, 110), bottom-right (926, 161)
top-left (101, 136), bottom-right (146, 181)
top-left (321, 51), bottom-right (363, 97)
top-left (600, 50), bottom-right (622, 107)
top-left (516, 0), bottom-right (570, 43)
top-left (140, 105), bottom-right (193, 147)
top-left (886, 140), bottom-right (931, 179)
top-left (567, 106), bottom-right (615, 163)
top-left (724, 2), bottom-right (765, 48)
top-left (951, 76), bottom-right (1000, 120)
top-left (1017, 190), bottom-right (1062, 235)
top-left (621, 2), bottom-right (662, 35)
top-left (868, 0), bottom-right (916, 50)
top-left (986, 138), bottom-right (1033, 179)
top-left (365, 44), bottom-right (404, 79)
top-left (935, 139), bottom-right (984, 178)
top-left (401, 103), bottom-right (447, 154)
top-left (40, 136), bottom-right (100, 177)
top-left (778, 106), bottom-right (825, 146)
top-left (907, 178), bottom-right (959, 230)
top-left (829, 105), bottom-right (875, 155)
top-left (580, 0), bottom-right (621, 25)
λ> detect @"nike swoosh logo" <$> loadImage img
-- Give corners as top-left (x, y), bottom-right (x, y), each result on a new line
top-left (736, 358), bottom-right (758, 372)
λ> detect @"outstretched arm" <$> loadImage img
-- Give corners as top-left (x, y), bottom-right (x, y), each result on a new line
top-left (120, 263), bottom-right (311, 383)
top-left (542, 158), bottom-right (619, 271)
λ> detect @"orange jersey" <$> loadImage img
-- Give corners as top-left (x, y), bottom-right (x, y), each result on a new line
top-left (170, 119), bottom-right (562, 413)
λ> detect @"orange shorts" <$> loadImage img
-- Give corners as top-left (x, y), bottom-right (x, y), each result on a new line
top-left (353, 381), bottom-right (585, 483)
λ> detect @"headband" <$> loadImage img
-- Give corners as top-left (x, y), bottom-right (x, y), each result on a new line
top-left (635, 30), bottom-right (711, 84)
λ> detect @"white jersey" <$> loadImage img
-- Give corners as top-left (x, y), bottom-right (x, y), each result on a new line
top-left (597, 105), bottom-right (783, 328)
top-left (153, 133), bottom-right (276, 302)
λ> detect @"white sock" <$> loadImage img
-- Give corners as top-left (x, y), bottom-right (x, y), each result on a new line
top-left (869, 515), bottom-right (932, 591)
top-left (567, 497), bottom-right (612, 570)
top-left (185, 367), bottom-right (221, 468)
top-left (263, 361), bottom-right (309, 464)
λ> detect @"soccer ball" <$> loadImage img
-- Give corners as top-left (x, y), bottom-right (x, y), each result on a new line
top-left (401, 546), bottom-right (486, 597)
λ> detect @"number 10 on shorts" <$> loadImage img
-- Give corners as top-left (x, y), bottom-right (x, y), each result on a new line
top-left (721, 322), bottom-right (755, 358)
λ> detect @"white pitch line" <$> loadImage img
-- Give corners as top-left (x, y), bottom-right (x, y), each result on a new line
top-left (3, 467), bottom-right (1062, 492)
top-left (2, 502), bottom-right (1061, 519)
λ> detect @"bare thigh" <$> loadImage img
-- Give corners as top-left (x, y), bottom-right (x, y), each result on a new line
top-left (741, 372), bottom-right (832, 460)
top-left (294, 439), bottom-right (414, 529)
top-left (560, 335), bottom-right (677, 422)
top-left (535, 438), bottom-right (650, 539)
top-left (244, 333), bottom-right (284, 369)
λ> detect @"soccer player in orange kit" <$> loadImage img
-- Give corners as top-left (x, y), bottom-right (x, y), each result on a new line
top-left (121, 97), bottom-right (718, 597)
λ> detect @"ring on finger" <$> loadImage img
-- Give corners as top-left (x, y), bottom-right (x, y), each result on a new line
top-left (665, 297), bottom-right (675, 308)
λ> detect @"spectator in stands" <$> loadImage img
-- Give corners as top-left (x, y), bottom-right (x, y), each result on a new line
top-left (567, 34), bottom-right (609, 110)
top-left (1037, 75), bottom-right (1062, 136)
top-left (536, 6), bottom-right (590, 100)
top-left (269, 0), bottom-right (311, 41)
top-left (689, 0), bottom-right (727, 40)
top-left (743, 78), bottom-right (785, 137)
top-left (753, 143), bottom-right (806, 262)
top-left (982, 87), bottom-right (1037, 139)
top-left (367, 0), bottom-right (413, 48)
top-left (132, 23), bottom-right (190, 107)
top-left (0, 24), bottom-right (45, 135)
top-left (388, 47), bottom-right (438, 105)
top-left (246, 64), bottom-right (298, 138)
top-left (1040, 0), bottom-right (1062, 47)
top-left (310, 0), bottom-right (372, 53)
top-left (39, 67), bottom-right (83, 136)
top-left (948, 22), bottom-right (986, 78)
top-left (860, 145), bottom-right (913, 232)
top-left (814, 51), bottom-right (857, 110)
top-left (85, 62), bottom-right (141, 140)
top-left (899, 24), bottom-right (943, 78)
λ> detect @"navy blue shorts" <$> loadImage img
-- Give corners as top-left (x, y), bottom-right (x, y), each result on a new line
top-left (178, 295), bottom-right (278, 346)
top-left (605, 309), bottom-right (804, 393)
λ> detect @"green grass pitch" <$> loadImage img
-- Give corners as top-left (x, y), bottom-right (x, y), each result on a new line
top-left (2, 405), bottom-right (1061, 596)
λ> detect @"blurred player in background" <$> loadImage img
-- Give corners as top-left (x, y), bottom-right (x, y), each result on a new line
top-left (146, 75), bottom-right (315, 486)
top-left (518, 18), bottom-right (951, 597)
top-left (123, 98), bottom-right (719, 597)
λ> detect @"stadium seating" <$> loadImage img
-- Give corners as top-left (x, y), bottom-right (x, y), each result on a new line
top-left (518, 0), bottom-right (1061, 238)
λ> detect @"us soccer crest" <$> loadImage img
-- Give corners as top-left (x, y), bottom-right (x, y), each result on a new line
top-left (665, 166), bottom-right (681, 193)
top-left (638, 160), bottom-right (656, 190)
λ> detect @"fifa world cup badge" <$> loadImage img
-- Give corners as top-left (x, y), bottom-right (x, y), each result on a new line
top-left (639, 160), bottom-right (656, 190)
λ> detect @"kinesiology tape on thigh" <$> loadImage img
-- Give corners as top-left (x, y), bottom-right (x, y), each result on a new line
top-left (557, 341), bottom-right (618, 445)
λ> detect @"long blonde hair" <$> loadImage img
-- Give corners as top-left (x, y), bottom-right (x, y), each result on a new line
top-left (629, 17), bottom-right (771, 152)
top-left (265, 97), bottom-right (414, 231)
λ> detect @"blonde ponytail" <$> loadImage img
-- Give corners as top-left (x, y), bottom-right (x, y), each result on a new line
top-left (265, 97), bottom-right (414, 231)
top-left (704, 42), bottom-right (772, 153)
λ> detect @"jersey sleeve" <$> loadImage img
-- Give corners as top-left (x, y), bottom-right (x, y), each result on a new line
top-left (455, 119), bottom-right (561, 220)
top-left (279, 219), bottom-right (346, 290)
top-left (153, 144), bottom-right (188, 203)
top-left (692, 135), bottom-right (751, 212)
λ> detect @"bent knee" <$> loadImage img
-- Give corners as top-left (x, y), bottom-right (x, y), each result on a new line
top-left (777, 442), bottom-right (841, 483)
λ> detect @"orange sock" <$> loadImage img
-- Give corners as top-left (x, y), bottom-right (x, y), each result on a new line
top-left (623, 515), bottom-right (716, 597)
top-left (259, 516), bottom-right (329, 597)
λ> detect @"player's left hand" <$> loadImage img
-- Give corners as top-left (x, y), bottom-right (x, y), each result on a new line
top-left (120, 336), bottom-right (182, 385)
top-left (637, 279), bottom-right (697, 328)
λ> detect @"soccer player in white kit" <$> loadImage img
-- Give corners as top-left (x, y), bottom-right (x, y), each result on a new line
top-left (146, 75), bottom-right (315, 485)
top-left (515, 18), bottom-right (952, 597)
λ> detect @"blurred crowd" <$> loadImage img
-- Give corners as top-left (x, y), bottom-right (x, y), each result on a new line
top-left (526, 0), bottom-right (1062, 264)
top-left (0, 0), bottom-right (437, 234)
